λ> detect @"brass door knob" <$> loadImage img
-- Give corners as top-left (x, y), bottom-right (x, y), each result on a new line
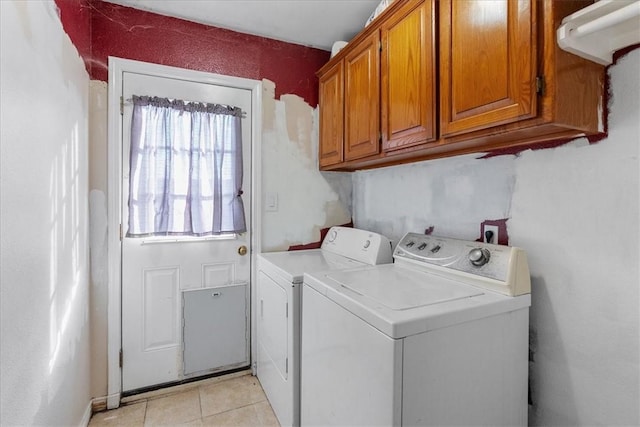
top-left (238, 245), bottom-right (248, 256)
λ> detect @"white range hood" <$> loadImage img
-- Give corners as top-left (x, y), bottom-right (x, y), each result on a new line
top-left (557, 0), bottom-right (640, 65)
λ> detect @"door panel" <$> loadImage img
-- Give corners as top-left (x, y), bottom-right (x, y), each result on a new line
top-left (381, 0), bottom-right (436, 152)
top-left (318, 61), bottom-right (344, 168)
top-left (121, 72), bottom-right (252, 392)
top-left (202, 262), bottom-right (235, 287)
top-left (440, 0), bottom-right (536, 136)
top-left (142, 267), bottom-right (180, 351)
top-left (344, 31), bottom-right (380, 161)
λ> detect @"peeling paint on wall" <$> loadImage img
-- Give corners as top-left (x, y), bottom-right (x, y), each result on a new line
top-left (353, 154), bottom-right (515, 247)
top-left (283, 94), bottom-right (313, 159)
top-left (261, 79), bottom-right (352, 252)
top-left (88, 80), bottom-right (109, 398)
top-left (509, 52), bottom-right (639, 425)
top-left (89, 80), bottom-right (108, 192)
top-left (55, 0), bottom-right (330, 105)
top-left (54, 0), bottom-right (91, 73)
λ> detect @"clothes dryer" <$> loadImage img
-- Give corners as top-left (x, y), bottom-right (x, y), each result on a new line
top-left (256, 226), bottom-right (392, 427)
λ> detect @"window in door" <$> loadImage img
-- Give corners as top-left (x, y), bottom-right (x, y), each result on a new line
top-left (127, 95), bottom-right (246, 237)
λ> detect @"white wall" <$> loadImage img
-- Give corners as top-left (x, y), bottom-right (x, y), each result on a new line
top-left (353, 50), bottom-right (640, 426)
top-left (261, 79), bottom-right (352, 251)
top-left (0, 1), bottom-right (92, 425)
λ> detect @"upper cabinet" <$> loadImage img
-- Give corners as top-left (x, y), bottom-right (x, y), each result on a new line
top-left (344, 31), bottom-right (381, 161)
top-left (439, 0), bottom-right (536, 136)
top-left (318, 0), bottom-right (436, 169)
top-left (381, 0), bottom-right (437, 151)
top-left (318, 61), bottom-right (344, 168)
top-left (317, 0), bottom-right (605, 171)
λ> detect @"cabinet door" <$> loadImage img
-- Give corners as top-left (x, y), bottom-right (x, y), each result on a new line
top-left (318, 61), bottom-right (344, 168)
top-left (344, 32), bottom-right (380, 161)
top-left (381, 0), bottom-right (436, 152)
top-left (440, 0), bottom-right (537, 136)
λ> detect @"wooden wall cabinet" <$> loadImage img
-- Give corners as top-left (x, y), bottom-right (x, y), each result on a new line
top-left (318, 61), bottom-right (344, 168)
top-left (381, 0), bottom-right (437, 152)
top-left (318, 0), bottom-right (436, 169)
top-left (438, 0), bottom-right (604, 157)
top-left (344, 32), bottom-right (381, 161)
top-left (317, 0), bottom-right (604, 171)
top-left (440, 0), bottom-right (537, 136)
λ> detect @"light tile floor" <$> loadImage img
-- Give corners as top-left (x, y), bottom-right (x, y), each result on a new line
top-left (89, 373), bottom-right (280, 426)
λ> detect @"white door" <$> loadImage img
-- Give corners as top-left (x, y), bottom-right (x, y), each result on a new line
top-left (120, 71), bottom-right (252, 392)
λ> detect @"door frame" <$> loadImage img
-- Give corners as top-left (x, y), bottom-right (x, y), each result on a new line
top-left (107, 57), bottom-right (263, 408)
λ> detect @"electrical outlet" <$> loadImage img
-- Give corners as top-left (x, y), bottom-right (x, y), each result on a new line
top-left (483, 225), bottom-right (499, 244)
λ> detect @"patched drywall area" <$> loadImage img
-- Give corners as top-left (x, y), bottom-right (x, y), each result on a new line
top-left (509, 50), bottom-right (639, 426)
top-left (353, 154), bottom-right (515, 246)
top-left (0, 1), bottom-right (91, 424)
top-left (261, 79), bottom-right (352, 252)
top-left (352, 50), bottom-right (639, 426)
top-left (89, 80), bottom-right (109, 399)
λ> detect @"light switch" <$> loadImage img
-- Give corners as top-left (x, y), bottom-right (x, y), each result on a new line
top-left (265, 192), bottom-right (278, 212)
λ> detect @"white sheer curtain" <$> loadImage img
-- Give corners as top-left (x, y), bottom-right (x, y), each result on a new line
top-left (127, 95), bottom-right (246, 237)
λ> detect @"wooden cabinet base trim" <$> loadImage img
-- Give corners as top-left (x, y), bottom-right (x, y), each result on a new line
top-left (320, 125), bottom-right (605, 172)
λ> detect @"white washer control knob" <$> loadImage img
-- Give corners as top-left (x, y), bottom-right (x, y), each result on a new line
top-left (363, 239), bottom-right (371, 249)
top-left (469, 248), bottom-right (491, 267)
top-left (327, 229), bottom-right (338, 242)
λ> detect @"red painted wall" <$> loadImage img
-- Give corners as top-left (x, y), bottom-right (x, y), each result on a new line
top-left (55, 0), bottom-right (92, 73)
top-left (88, 1), bottom-right (329, 106)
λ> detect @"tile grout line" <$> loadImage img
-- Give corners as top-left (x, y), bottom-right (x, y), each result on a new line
top-left (198, 383), bottom-right (204, 422)
top-left (143, 400), bottom-right (148, 426)
top-left (201, 400), bottom-right (264, 421)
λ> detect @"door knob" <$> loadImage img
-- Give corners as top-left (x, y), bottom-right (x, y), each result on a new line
top-left (238, 245), bottom-right (248, 256)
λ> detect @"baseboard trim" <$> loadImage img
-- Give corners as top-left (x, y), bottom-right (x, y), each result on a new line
top-left (91, 396), bottom-right (108, 414)
top-left (80, 400), bottom-right (92, 426)
top-left (106, 392), bottom-right (121, 410)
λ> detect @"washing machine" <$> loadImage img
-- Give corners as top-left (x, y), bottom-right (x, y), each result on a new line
top-left (256, 226), bottom-right (392, 427)
top-left (301, 232), bottom-right (532, 426)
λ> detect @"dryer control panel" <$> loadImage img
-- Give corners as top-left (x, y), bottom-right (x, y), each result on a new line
top-left (321, 227), bottom-right (393, 266)
top-left (394, 233), bottom-right (531, 296)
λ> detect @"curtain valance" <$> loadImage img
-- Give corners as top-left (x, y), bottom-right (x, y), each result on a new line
top-left (131, 95), bottom-right (243, 117)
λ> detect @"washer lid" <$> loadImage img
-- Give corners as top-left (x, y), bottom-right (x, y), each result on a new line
top-left (258, 250), bottom-right (365, 283)
top-left (325, 267), bottom-right (483, 310)
top-left (305, 264), bottom-right (531, 339)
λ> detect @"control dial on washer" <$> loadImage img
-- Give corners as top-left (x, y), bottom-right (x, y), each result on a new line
top-left (327, 229), bottom-right (338, 242)
top-left (469, 248), bottom-right (491, 267)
